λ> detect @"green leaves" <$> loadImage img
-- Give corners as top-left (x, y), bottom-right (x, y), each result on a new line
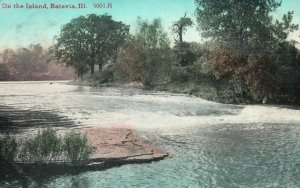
top-left (136, 18), bottom-right (170, 50)
top-left (133, 18), bottom-right (172, 85)
top-left (64, 131), bottom-right (91, 164)
top-left (53, 14), bottom-right (130, 77)
top-left (116, 38), bottom-right (148, 82)
top-left (18, 128), bottom-right (91, 164)
top-left (24, 128), bottom-right (63, 162)
top-left (0, 134), bottom-right (17, 164)
top-left (194, 0), bottom-right (298, 57)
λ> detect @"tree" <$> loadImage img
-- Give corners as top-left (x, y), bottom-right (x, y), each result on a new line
top-left (2, 49), bottom-right (18, 74)
top-left (195, 0), bottom-right (298, 57)
top-left (53, 14), bottom-right (129, 78)
top-left (16, 48), bottom-right (32, 74)
top-left (136, 18), bottom-right (170, 50)
top-left (274, 41), bottom-right (300, 103)
top-left (208, 49), bottom-right (280, 102)
top-left (195, 0), bottom-right (300, 103)
top-left (171, 13), bottom-right (193, 43)
top-left (0, 64), bottom-right (9, 81)
top-left (116, 38), bottom-right (147, 82)
top-left (171, 14), bottom-right (195, 67)
top-left (29, 44), bottom-right (46, 72)
top-left (134, 18), bottom-right (172, 85)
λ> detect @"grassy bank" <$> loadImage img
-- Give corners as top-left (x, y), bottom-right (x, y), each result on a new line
top-left (0, 128), bottom-right (91, 181)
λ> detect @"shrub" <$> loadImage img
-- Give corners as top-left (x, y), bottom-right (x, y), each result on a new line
top-left (208, 49), bottom-right (280, 103)
top-left (64, 131), bottom-right (91, 164)
top-left (116, 38), bottom-right (147, 82)
top-left (0, 128), bottom-right (92, 166)
top-left (171, 66), bottom-right (190, 83)
top-left (25, 128), bottom-right (63, 162)
top-left (274, 42), bottom-right (300, 104)
top-left (0, 134), bottom-right (17, 164)
top-left (244, 57), bottom-right (280, 102)
top-left (208, 49), bottom-right (248, 80)
top-left (90, 69), bottom-right (115, 85)
top-left (173, 42), bottom-right (199, 66)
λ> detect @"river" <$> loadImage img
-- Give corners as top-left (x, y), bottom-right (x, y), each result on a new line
top-left (1, 81), bottom-right (300, 187)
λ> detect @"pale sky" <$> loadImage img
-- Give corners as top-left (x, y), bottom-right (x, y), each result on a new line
top-left (0, 0), bottom-right (299, 50)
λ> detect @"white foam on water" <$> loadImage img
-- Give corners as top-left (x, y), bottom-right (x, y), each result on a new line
top-left (1, 81), bottom-right (299, 134)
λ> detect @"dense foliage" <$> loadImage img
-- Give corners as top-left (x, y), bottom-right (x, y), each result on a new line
top-left (46, 6), bottom-right (300, 104)
top-left (194, 0), bottom-right (298, 56)
top-left (64, 130), bottom-right (91, 164)
top-left (0, 45), bottom-right (75, 81)
top-left (0, 128), bottom-right (91, 164)
top-left (116, 18), bottom-right (173, 86)
top-left (194, 0), bottom-right (300, 103)
top-left (116, 38), bottom-right (147, 82)
top-left (0, 135), bottom-right (17, 164)
top-left (53, 14), bottom-right (129, 78)
top-left (23, 128), bottom-right (62, 162)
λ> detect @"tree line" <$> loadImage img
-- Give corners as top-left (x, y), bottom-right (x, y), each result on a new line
top-left (0, 44), bottom-right (75, 81)
top-left (4, 0), bottom-right (299, 104)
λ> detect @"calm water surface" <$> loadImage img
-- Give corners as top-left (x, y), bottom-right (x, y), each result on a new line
top-left (1, 81), bottom-right (300, 187)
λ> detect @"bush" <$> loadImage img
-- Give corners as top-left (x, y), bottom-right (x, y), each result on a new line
top-left (0, 134), bottom-right (17, 164)
top-left (64, 131), bottom-right (91, 164)
top-left (145, 48), bottom-right (174, 86)
top-left (244, 57), bottom-right (280, 102)
top-left (92, 69), bottom-right (115, 84)
top-left (274, 42), bottom-right (300, 104)
top-left (208, 49), bottom-right (280, 103)
top-left (0, 128), bottom-right (92, 166)
top-left (116, 38), bottom-right (147, 82)
top-left (173, 42), bottom-right (199, 66)
top-left (171, 66), bottom-right (190, 83)
top-left (24, 128), bottom-right (63, 162)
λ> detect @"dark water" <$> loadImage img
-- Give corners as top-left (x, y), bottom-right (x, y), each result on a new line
top-left (1, 81), bottom-right (300, 187)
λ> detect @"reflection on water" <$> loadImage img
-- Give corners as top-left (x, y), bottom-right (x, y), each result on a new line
top-left (1, 81), bottom-right (300, 187)
top-left (0, 106), bottom-right (76, 133)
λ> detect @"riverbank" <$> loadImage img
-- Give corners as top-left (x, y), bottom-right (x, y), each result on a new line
top-left (69, 78), bottom-right (256, 105)
top-left (71, 76), bottom-right (300, 106)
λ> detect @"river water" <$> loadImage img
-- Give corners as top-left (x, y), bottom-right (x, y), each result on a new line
top-left (1, 81), bottom-right (300, 187)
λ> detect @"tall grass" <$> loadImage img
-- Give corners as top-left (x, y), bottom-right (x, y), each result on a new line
top-left (0, 134), bottom-right (18, 164)
top-left (23, 128), bottom-right (63, 162)
top-left (64, 130), bottom-right (91, 164)
top-left (16, 128), bottom-right (91, 164)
